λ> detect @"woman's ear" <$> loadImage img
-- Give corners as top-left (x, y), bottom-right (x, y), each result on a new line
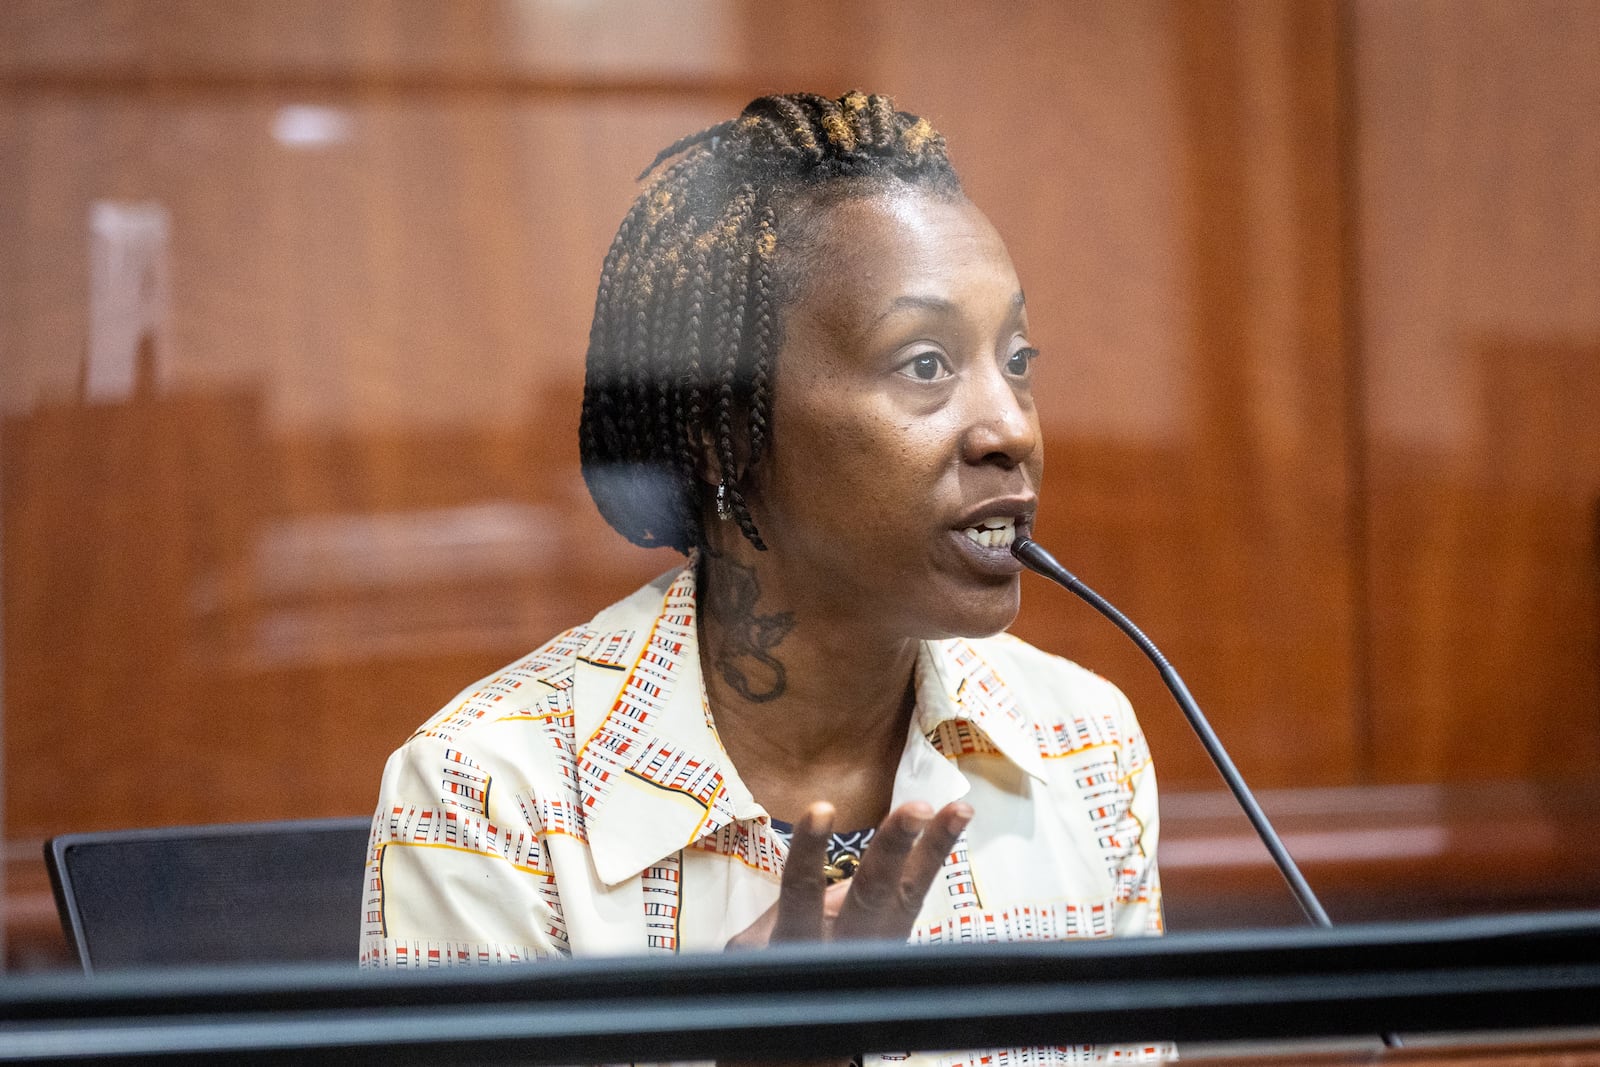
top-left (694, 417), bottom-right (753, 488)
top-left (693, 425), bottom-right (721, 488)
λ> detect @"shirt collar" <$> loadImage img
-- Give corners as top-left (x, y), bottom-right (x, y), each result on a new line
top-left (914, 637), bottom-right (1048, 782)
top-left (570, 561), bottom-right (1043, 886)
top-left (571, 560), bottom-right (766, 886)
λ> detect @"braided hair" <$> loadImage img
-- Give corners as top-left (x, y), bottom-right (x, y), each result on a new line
top-left (579, 90), bottom-right (962, 553)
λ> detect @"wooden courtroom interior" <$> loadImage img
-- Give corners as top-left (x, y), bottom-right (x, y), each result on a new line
top-left (3, 2), bottom-right (1598, 1025)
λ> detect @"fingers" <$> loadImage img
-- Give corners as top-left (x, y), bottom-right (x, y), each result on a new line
top-left (728, 847), bottom-right (850, 949)
top-left (835, 799), bottom-right (973, 941)
top-left (749, 797), bottom-right (974, 948)
top-left (769, 801), bottom-right (835, 943)
top-left (839, 801), bottom-right (933, 921)
top-left (896, 800), bottom-right (972, 904)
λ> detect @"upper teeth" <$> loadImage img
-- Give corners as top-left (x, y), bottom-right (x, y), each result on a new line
top-left (963, 517), bottom-right (1016, 549)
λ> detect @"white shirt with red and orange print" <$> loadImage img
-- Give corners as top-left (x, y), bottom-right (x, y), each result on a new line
top-left (361, 561), bottom-right (1170, 1064)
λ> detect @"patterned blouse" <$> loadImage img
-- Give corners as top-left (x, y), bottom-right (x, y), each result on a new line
top-left (362, 561), bottom-right (1170, 1064)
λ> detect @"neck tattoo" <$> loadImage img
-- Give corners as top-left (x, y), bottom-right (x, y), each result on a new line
top-left (702, 553), bottom-right (794, 703)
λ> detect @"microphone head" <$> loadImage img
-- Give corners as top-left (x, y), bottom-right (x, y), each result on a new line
top-left (1011, 536), bottom-right (1045, 571)
top-left (1011, 536), bottom-right (1074, 586)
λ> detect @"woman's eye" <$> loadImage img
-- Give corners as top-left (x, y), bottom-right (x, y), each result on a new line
top-left (901, 353), bottom-right (949, 381)
top-left (1006, 347), bottom-right (1040, 377)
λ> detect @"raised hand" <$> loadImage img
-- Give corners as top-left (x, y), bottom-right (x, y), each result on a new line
top-left (728, 799), bottom-right (974, 949)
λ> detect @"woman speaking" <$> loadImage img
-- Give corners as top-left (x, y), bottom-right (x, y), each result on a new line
top-left (362, 90), bottom-right (1165, 1062)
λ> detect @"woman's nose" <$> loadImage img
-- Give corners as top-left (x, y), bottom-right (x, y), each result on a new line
top-left (960, 369), bottom-right (1039, 468)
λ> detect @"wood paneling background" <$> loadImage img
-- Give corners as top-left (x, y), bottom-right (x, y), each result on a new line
top-left (1353, 0), bottom-right (1600, 783)
top-left (869, 1), bottom-right (1364, 789)
top-left (3, 0), bottom-right (1598, 964)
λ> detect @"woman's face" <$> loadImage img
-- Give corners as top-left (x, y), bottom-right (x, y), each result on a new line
top-left (748, 190), bottom-right (1043, 640)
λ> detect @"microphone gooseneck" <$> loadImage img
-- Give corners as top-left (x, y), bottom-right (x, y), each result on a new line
top-left (1012, 536), bottom-right (1334, 930)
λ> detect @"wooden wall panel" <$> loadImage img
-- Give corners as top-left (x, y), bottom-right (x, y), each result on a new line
top-left (869, 1), bottom-right (1361, 788)
top-left (1353, 0), bottom-right (1600, 781)
top-left (1, 3), bottom-right (1365, 852)
top-left (0, 4), bottom-right (872, 928)
top-left (0, 0), bottom-right (749, 83)
top-left (0, 73), bottom-right (761, 855)
top-left (0, 88), bottom-right (742, 837)
top-left (0, 93), bottom-right (751, 430)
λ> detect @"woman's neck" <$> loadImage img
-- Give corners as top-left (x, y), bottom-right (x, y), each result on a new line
top-left (696, 549), bottom-right (920, 829)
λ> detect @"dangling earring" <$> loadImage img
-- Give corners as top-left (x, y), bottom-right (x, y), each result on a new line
top-left (715, 479), bottom-right (732, 521)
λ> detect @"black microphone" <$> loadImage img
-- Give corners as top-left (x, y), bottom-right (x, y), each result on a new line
top-left (1012, 536), bottom-right (1332, 929)
top-left (1014, 538), bottom-right (1406, 1050)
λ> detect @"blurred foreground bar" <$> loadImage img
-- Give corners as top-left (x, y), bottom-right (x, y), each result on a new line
top-left (0, 913), bottom-right (1597, 1064)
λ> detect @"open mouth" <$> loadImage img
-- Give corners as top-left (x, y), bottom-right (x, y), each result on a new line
top-left (962, 516), bottom-right (1016, 550)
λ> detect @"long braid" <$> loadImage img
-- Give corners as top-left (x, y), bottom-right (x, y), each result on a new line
top-left (719, 186), bottom-right (766, 549)
top-left (745, 206), bottom-right (776, 470)
top-left (578, 224), bottom-right (626, 466)
top-left (709, 221), bottom-right (737, 502)
top-left (677, 242), bottom-right (710, 506)
top-left (580, 90), bottom-right (961, 553)
top-left (651, 252), bottom-right (688, 540)
top-left (632, 172), bottom-right (700, 545)
top-left (620, 188), bottom-right (666, 465)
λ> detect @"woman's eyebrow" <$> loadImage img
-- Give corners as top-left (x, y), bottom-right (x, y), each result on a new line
top-left (865, 289), bottom-right (1026, 327)
top-left (840, 294), bottom-right (953, 348)
top-left (870, 293), bottom-right (957, 328)
top-left (852, 290), bottom-right (1028, 346)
